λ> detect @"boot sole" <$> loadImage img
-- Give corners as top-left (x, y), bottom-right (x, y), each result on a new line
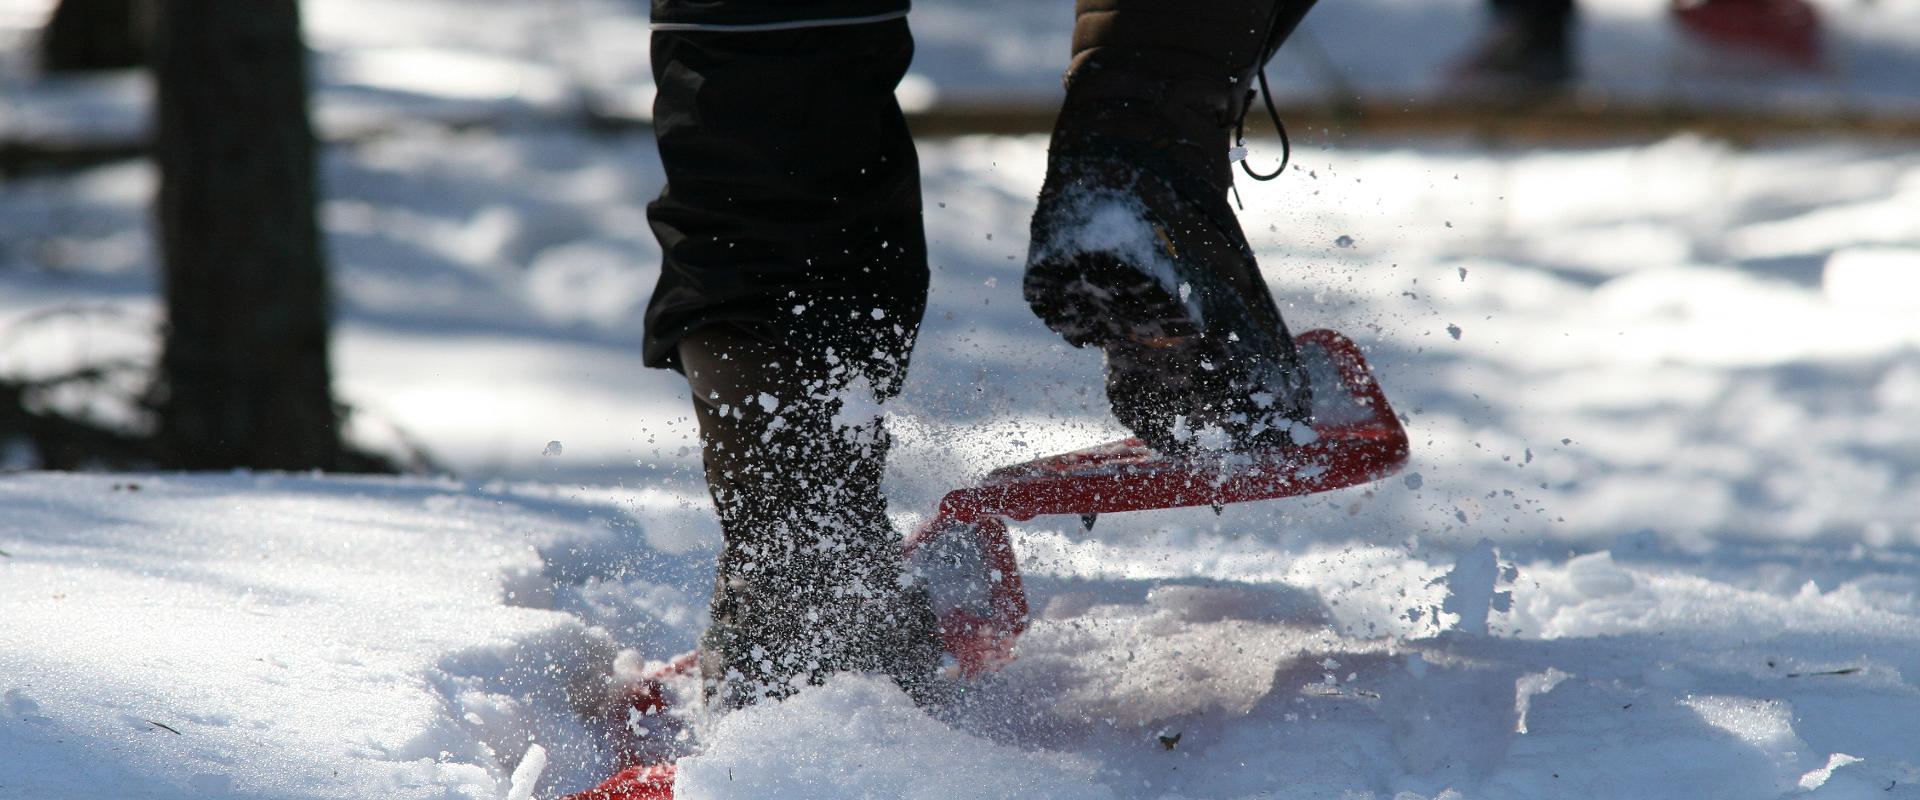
top-left (1023, 247), bottom-right (1203, 351)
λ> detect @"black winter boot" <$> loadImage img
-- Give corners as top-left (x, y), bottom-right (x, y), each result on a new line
top-left (1025, 0), bottom-right (1320, 455)
top-left (680, 325), bottom-right (942, 711)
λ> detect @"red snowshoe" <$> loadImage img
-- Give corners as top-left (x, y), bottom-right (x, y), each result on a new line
top-left (562, 764), bottom-right (674, 800)
top-left (1671, 0), bottom-right (1823, 68)
top-left (564, 653), bottom-right (697, 800)
top-left (563, 329), bottom-right (1409, 799)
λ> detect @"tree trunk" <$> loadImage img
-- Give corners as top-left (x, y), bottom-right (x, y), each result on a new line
top-left (39, 0), bottom-right (150, 72)
top-left (152, 0), bottom-right (341, 471)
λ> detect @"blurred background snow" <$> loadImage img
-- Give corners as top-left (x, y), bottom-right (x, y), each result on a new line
top-left (4, 0), bottom-right (1920, 144)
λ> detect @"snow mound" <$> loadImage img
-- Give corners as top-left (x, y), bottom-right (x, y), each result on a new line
top-left (0, 474), bottom-right (714, 800)
top-left (674, 675), bottom-right (1115, 800)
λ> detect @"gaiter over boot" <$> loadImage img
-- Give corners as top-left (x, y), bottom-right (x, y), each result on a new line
top-left (680, 325), bottom-right (941, 711)
top-left (1025, 0), bottom-right (1319, 455)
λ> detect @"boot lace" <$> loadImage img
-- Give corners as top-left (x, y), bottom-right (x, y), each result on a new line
top-left (1233, 2), bottom-right (1296, 184)
top-left (1234, 69), bottom-right (1291, 182)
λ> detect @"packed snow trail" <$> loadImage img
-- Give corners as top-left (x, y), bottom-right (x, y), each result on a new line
top-left (6, 472), bottom-right (1920, 799)
top-left (0, 475), bottom-right (719, 799)
top-left (5, 123), bottom-right (1920, 798)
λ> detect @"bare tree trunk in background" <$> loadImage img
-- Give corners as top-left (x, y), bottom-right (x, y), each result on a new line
top-left (39, 0), bottom-right (150, 72)
top-left (152, 0), bottom-right (342, 470)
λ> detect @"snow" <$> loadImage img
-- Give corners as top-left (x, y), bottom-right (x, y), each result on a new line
top-left (507, 745), bottom-right (549, 800)
top-left (6, 126), bottom-right (1920, 797)
top-left (6, 6), bottom-right (1920, 795)
top-left (1438, 538), bottom-right (1513, 636)
top-left (0, 474), bottom-right (710, 798)
top-left (676, 675), bottom-right (1115, 800)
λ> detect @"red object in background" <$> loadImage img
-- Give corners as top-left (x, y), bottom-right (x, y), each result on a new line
top-left (1672, 0), bottom-right (1823, 67)
top-left (566, 329), bottom-right (1409, 799)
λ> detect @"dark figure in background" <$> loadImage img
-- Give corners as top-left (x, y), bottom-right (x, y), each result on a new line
top-left (1452, 0), bottom-right (1823, 93)
top-left (1453, 0), bottom-right (1578, 90)
top-left (643, 0), bottom-right (1320, 710)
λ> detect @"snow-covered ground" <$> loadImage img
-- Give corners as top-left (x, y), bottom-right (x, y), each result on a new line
top-left (5, 0), bottom-right (1920, 786)
top-left (5, 126), bottom-right (1919, 798)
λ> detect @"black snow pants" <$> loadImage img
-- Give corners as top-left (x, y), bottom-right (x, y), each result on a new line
top-left (642, 0), bottom-right (926, 396)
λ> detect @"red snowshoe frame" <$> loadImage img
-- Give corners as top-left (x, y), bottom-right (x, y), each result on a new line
top-left (565, 329), bottom-right (1408, 799)
top-left (902, 328), bottom-right (1409, 677)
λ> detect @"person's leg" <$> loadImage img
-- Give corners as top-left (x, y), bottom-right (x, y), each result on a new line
top-left (1025, 0), bottom-right (1319, 455)
top-left (642, 8), bottom-right (937, 709)
top-left (644, 16), bottom-right (926, 390)
top-left (679, 325), bottom-right (939, 710)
